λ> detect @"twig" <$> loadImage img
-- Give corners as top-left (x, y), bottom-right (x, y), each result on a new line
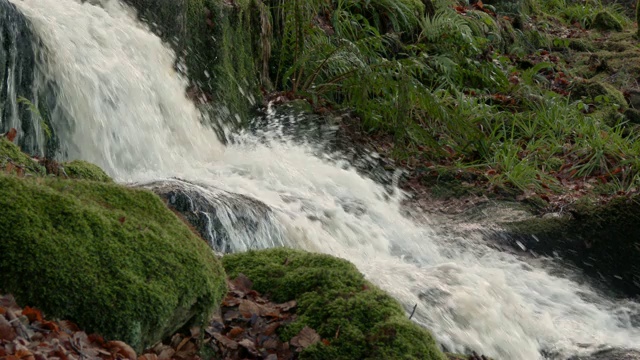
top-left (408, 304), bottom-right (417, 320)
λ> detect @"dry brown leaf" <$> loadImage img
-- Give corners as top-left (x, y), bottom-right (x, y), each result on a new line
top-left (105, 341), bottom-right (136, 360)
top-left (237, 338), bottom-right (258, 356)
top-left (156, 347), bottom-right (174, 360)
top-left (0, 314), bottom-right (16, 341)
top-left (230, 274), bottom-right (253, 294)
top-left (275, 300), bottom-right (297, 312)
top-left (263, 323), bottom-right (279, 336)
top-left (58, 321), bottom-right (79, 334)
top-left (7, 128), bottom-right (17, 143)
top-left (238, 300), bottom-right (262, 318)
top-left (226, 327), bottom-right (244, 339)
top-left (262, 338), bottom-right (278, 350)
top-left (174, 341), bottom-right (196, 359)
top-left (290, 326), bottom-right (320, 350)
top-left (175, 337), bottom-right (190, 352)
top-left (138, 354), bottom-right (158, 360)
top-left (212, 333), bottom-right (238, 350)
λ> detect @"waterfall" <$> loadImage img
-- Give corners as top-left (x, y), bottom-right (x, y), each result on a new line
top-left (5, 0), bottom-right (640, 358)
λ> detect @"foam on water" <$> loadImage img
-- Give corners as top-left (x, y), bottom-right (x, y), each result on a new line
top-left (9, 0), bottom-right (640, 358)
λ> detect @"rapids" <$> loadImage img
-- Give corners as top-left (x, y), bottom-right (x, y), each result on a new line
top-left (4, 0), bottom-right (640, 358)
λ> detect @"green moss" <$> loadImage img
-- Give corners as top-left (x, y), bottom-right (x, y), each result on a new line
top-left (222, 248), bottom-right (445, 360)
top-left (591, 11), bottom-right (623, 32)
top-left (569, 79), bottom-right (628, 108)
top-left (183, 0), bottom-right (261, 128)
top-left (0, 174), bottom-right (227, 351)
top-left (63, 160), bottom-right (112, 182)
top-left (0, 137), bottom-right (45, 175)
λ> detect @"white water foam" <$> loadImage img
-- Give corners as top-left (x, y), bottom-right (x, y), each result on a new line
top-left (9, 0), bottom-right (640, 358)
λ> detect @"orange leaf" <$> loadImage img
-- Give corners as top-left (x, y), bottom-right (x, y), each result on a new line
top-left (6, 128), bottom-right (17, 143)
top-left (22, 306), bottom-right (43, 323)
top-left (227, 327), bottom-right (244, 339)
top-left (40, 320), bottom-right (59, 332)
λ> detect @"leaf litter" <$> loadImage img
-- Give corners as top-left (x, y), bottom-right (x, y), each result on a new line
top-left (0, 274), bottom-right (321, 360)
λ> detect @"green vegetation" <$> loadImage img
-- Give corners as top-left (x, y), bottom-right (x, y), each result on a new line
top-left (0, 137), bottom-right (45, 175)
top-left (63, 160), bottom-right (112, 182)
top-left (0, 173), bottom-right (227, 352)
top-left (222, 248), bottom-right (446, 360)
top-left (252, 0), bottom-right (640, 199)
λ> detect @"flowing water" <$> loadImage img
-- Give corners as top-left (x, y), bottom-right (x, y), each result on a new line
top-left (4, 0), bottom-right (640, 358)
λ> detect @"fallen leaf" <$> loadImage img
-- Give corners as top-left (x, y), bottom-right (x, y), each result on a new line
top-left (0, 314), bottom-right (16, 340)
top-left (238, 338), bottom-right (258, 356)
top-left (230, 274), bottom-right (253, 294)
top-left (138, 354), bottom-right (158, 360)
top-left (275, 300), bottom-right (297, 312)
top-left (22, 306), bottom-right (42, 322)
top-left (105, 341), bottom-right (136, 360)
top-left (212, 333), bottom-right (238, 350)
top-left (7, 128), bottom-right (17, 143)
top-left (290, 326), bottom-right (320, 350)
top-left (227, 327), bottom-right (244, 339)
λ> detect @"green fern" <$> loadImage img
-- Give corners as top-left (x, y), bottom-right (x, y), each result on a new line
top-left (17, 96), bottom-right (52, 140)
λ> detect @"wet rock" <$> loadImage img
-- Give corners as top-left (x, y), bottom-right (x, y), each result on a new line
top-left (569, 348), bottom-right (640, 360)
top-left (498, 196), bottom-right (640, 296)
top-left (143, 179), bottom-right (288, 253)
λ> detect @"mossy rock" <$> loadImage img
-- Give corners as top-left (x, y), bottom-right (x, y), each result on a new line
top-left (501, 195), bottom-right (640, 296)
top-left (568, 79), bottom-right (628, 108)
top-left (62, 160), bottom-right (112, 182)
top-left (591, 11), bottom-right (623, 32)
top-left (0, 174), bottom-right (227, 351)
top-left (222, 248), bottom-right (446, 360)
top-left (0, 137), bottom-right (45, 176)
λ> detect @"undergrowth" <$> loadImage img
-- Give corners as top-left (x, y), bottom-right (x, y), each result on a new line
top-left (257, 0), bottom-right (639, 198)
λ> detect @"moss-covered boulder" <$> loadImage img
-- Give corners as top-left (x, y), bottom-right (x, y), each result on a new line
top-left (223, 248), bottom-right (446, 360)
top-left (591, 11), bottom-right (623, 32)
top-left (500, 196), bottom-right (640, 296)
top-left (0, 174), bottom-right (227, 351)
top-left (62, 160), bottom-right (112, 182)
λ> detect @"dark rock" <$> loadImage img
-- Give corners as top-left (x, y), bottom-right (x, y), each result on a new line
top-left (498, 196), bottom-right (640, 296)
top-left (1, 0), bottom-right (66, 158)
top-left (143, 179), bottom-right (288, 253)
top-left (569, 348), bottom-right (640, 360)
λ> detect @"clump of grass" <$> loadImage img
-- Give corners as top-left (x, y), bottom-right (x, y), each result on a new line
top-left (261, 0), bottom-right (639, 195)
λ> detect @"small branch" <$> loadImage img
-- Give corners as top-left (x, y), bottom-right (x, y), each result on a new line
top-left (408, 304), bottom-right (417, 320)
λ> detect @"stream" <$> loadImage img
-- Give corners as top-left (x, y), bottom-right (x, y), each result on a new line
top-left (2, 0), bottom-right (640, 358)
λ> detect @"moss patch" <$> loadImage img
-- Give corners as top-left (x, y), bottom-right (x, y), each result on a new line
top-left (62, 160), bottom-right (112, 182)
top-left (0, 137), bottom-right (45, 175)
top-left (222, 248), bottom-right (445, 360)
top-left (591, 11), bottom-right (624, 31)
top-left (568, 79), bottom-right (627, 107)
top-left (0, 174), bottom-right (227, 351)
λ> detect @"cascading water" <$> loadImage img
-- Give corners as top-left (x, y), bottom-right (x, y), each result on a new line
top-left (4, 0), bottom-right (640, 359)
